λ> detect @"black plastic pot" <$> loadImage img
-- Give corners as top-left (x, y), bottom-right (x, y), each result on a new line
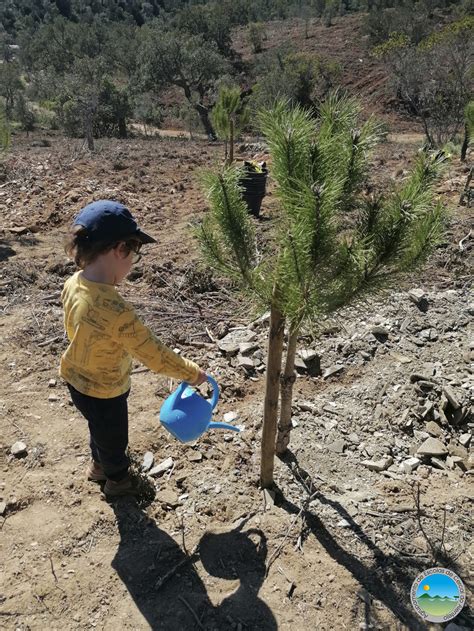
top-left (240, 162), bottom-right (268, 218)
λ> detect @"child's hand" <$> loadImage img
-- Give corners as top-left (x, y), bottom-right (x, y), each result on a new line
top-left (191, 370), bottom-right (208, 387)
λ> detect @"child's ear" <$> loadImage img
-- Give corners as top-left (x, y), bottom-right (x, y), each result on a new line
top-left (113, 242), bottom-right (127, 258)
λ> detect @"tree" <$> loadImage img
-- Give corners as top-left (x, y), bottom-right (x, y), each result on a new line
top-left (14, 92), bottom-right (35, 132)
top-left (198, 94), bottom-right (447, 488)
top-left (21, 17), bottom-right (136, 146)
top-left (0, 60), bottom-right (23, 119)
top-left (250, 49), bottom-right (341, 112)
top-left (139, 28), bottom-right (229, 139)
top-left (374, 17), bottom-right (473, 146)
top-left (0, 106), bottom-right (10, 153)
top-left (211, 85), bottom-right (250, 164)
top-left (175, 3), bottom-right (233, 57)
top-left (460, 100), bottom-right (473, 162)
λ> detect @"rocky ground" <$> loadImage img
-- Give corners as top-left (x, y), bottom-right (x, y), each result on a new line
top-left (0, 125), bottom-right (473, 631)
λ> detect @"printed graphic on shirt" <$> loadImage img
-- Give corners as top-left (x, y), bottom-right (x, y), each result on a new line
top-left (60, 272), bottom-right (199, 398)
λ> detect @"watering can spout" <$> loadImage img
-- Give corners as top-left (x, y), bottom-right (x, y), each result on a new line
top-left (208, 421), bottom-right (241, 432)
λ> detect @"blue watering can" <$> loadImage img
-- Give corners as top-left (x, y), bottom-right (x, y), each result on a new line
top-left (159, 376), bottom-right (241, 443)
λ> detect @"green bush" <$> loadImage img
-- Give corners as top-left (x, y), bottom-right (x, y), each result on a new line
top-left (248, 22), bottom-right (265, 53)
top-left (14, 94), bottom-right (36, 132)
top-left (250, 50), bottom-right (342, 112)
top-left (93, 79), bottom-right (131, 138)
top-left (59, 99), bottom-right (82, 137)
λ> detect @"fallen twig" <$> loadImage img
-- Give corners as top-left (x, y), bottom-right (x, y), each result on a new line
top-left (37, 335), bottom-right (62, 348)
top-left (154, 544), bottom-right (200, 591)
top-left (458, 230), bottom-right (472, 252)
top-left (266, 506), bottom-right (305, 576)
top-left (385, 541), bottom-right (429, 558)
top-left (131, 367), bottom-right (150, 375)
top-left (178, 595), bottom-right (205, 630)
top-left (49, 556), bottom-right (58, 582)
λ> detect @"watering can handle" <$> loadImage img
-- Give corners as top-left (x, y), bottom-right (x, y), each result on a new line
top-left (206, 375), bottom-right (219, 410)
top-left (176, 381), bottom-right (190, 399)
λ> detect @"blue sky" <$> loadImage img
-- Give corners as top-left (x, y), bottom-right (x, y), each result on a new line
top-left (416, 574), bottom-right (460, 599)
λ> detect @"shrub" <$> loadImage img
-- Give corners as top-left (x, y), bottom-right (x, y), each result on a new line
top-left (248, 22), bottom-right (265, 54)
top-left (14, 93), bottom-right (35, 132)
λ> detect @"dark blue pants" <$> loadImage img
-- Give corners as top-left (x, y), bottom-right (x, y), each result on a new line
top-left (67, 384), bottom-right (130, 481)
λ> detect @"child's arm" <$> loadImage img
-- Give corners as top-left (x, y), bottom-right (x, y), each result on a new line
top-left (113, 308), bottom-right (203, 385)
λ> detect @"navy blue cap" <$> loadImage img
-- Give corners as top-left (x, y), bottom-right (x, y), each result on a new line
top-left (73, 200), bottom-right (156, 244)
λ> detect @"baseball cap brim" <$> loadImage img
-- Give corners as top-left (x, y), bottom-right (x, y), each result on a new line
top-left (135, 229), bottom-right (157, 244)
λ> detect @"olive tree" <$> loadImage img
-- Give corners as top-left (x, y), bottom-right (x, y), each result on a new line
top-left (139, 27), bottom-right (229, 139)
top-left (374, 17), bottom-right (473, 146)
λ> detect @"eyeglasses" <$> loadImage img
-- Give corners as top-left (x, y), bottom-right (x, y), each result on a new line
top-left (128, 241), bottom-right (142, 264)
top-left (116, 240), bottom-right (142, 263)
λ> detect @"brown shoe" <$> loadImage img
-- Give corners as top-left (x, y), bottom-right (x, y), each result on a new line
top-left (86, 460), bottom-right (107, 482)
top-left (103, 475), bottom-right (139, 497)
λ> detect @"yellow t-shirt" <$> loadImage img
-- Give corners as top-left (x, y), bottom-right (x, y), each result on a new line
top-left (60, 271), bottom-right (200, 398)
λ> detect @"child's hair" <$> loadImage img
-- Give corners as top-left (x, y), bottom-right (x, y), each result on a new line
top-left (65, 226), bottom-right (141, 269)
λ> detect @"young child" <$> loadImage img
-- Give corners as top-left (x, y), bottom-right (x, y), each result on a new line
top-left (61, 200), bottom-right (207, 496)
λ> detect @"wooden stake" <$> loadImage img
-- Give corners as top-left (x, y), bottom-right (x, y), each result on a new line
top-left (260, 295), bottom-right (285, 488)
top-left (276, 326), bottom-right (298, 455)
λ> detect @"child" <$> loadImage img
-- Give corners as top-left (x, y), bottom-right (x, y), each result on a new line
top-left (61, 200), bottom-right (207, 496)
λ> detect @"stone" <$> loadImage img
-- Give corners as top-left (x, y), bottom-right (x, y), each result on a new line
top-left (327, 439), bottom-right (346, 454)
top-left (390, 352), bottom-right (412, 364)
top-left (447, 443), bottom-right (468, 459)
top-left (218, 330), bottom-right (256, 355)
top-left (442, 386), bottom-right (461, 410)
top-left (337, 519), bottom-right (350, 528)
top-left (417, 380), bottom-right (436, 391)
top-left (141, 451), bottom-right (154, 472)
top-left (155, 489), bottom-right (180, 508)
top-left (0, 501), bottom-right (6, 516)
top-left (421, 401), bottom-right (435, 420)
top-left (149, 457), bottom-right (174, 477)
top-left (400, 457), bottom-right (420, 474)
top-left (48, 378), bottom-right (57, 388)
top-left (424, 421), bottom-right (444, 438)
top-left (430, 457), bottom-right (447, 470)
top-left (299, 351), bottom-right (321, 376)
top-left (416, 437), bottom-right (448, 457)
top-left (299, 349), bottom-right (319, 363)
top-left (224, 411), bottom-right (239, 423)
top-left (188, 451), bottom-right (203, 462)
top-left (362, 456), bottom-right (393, 472)
top-left (239, 341), bottom-right (258, 356)
top-left (347, 433), bottom-right (361, 445)
top-left (11, 441), bottom-right (27, 457)
top-left (299, 401), bottom-right (316, 413)
top-left (459, 433), bottom-right (471, 448)
top-left (410, 373), bottom-right (434, 384)
top-left (323, 365), bottom-right (344, 379)
top-left (371, 326), bottom-right (389, 340)
top-left (408, 288), bottom-right (428, 311)
top-left (48, 394), bottom-right (59, 402)
top-left (294, 356), bottom-right (308, 373)
top-left (237, 355), bottom-right (255, 371)
top-left (446, 455), bottom-right (456, 469)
